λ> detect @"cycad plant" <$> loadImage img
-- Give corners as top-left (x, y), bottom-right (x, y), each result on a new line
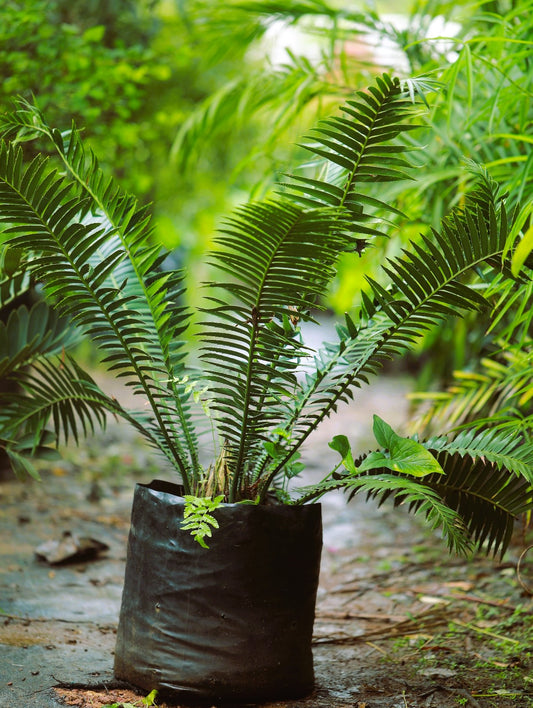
top-left (0, 73), bottom-right (532, 556)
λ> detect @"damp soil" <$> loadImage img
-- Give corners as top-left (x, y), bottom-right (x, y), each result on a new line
top-left (1, 376), bottom-right (532, 708)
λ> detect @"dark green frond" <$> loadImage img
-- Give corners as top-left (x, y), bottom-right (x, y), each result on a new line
top-left (354, 430), bottom-right (533, 558)
top-left (0, 356), bottom-right (183, 470)
top-left (0, 357), bottom-right (113, 449)
top-left (0, 301), bottom-right (80, 377)
top-left (425, 449), bottom-right (532, 558)
top-left (426, 428), bottom-right (533, 483)
top-left (202, 200), bottom-right (356, 499)
top-left (297, 426), bottom-right (533, 557)
top-left (0, 116), bottom-right (199, 484)
top-left (297, 472), bottom-right (472, 556)
top-left (264, 186), bottom-right (512, 488)
top-left (282, 73), bottom-right (420, 247)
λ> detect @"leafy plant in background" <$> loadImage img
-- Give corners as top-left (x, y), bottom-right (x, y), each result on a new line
top-left (0, 73), bottom-right (532, 558)
top-left (0, 0), bottom-right (275, 244)
top-left (0, 0), bottom-right (165, 197)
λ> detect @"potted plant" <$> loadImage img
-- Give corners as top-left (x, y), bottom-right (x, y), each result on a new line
top-left (0, 74), bottom-right (531, 703)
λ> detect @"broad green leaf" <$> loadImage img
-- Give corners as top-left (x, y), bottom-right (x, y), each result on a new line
top-left (368, 415), bottom-right (444, 477)
top-left (328, 434), bottom-right (357, 473)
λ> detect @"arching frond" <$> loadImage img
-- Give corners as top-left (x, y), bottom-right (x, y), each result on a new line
top-left (260, 180), bottom-right (512, 492)
top-left (0, 302), bottom-right (80, 377)
top-left (297, 427), bottom-right (533, 557)
top-left (374, 428), bottom-right (533, 557)
top-left (282, 73), bottom-right (421, 248)
top-left (0, 356), bottom-right (181, 468)
top-left (0, 109), bottom-right (199, 485)
top-left (425, 428), bottom-right (533, 483)
top-left (0, 358), bottom-right (113, 448)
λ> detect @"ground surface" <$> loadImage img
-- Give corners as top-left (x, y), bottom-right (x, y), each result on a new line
top-left (1, 377), bottom-right (532, 708)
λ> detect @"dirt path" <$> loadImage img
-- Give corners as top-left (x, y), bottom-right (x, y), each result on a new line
top-left (0, 377), bottom-right (532, 708)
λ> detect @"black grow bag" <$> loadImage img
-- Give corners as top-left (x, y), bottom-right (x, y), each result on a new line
top-left (114, 480), bottom-right (323, 703)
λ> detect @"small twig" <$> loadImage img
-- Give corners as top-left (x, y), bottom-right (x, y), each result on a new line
top-left (443, 593), bottom-right (517, 612)
top-left (451, 619), bottom-right (521, 644)
top-left (364, 640), bottom-right (390, 657)
top-left (1, 611), bottom-right (70, 624)
top-left (517, 544), bottom-right (533, 595)
top-left (0, 610), bottom-right (114, 628)
top-left (314, 606), bottom-right (450, 644)
top-left (316, 610), bottom-right (406, 622)
top-left (51, 676), bottom-right (132, 690)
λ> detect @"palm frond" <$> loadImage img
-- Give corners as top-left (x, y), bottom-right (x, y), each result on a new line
top-left (425, 427), bottom-right (533, 483)
top-left (423, 453), bottom-right (532, 558)
top-left (298, 427), bottom-right (533, 557)
top-left (0, 301), bottom-right (80, 377)
top-left (365, 455), bottom-right (531, 558)
top-left (0, 356), bottom-right (180, 465)
top-left (0, 358), bottom-right (110, 449)
top-left (1, 429), bottom-right (61, 481)
top-left (297, 472), bottom-right (472, 556)
top-left (281, 73), bottom-right (421, 247)
top-left (0, 108), bottom-right (199, 485)
top-left (261, 179), bottom-right (512, 491)
top-left (362, 430), bottom-right (533, 558)
top-left (201, 201), bottom-right (357, 499)
top-left (0, 244), bottom-right (31, 308)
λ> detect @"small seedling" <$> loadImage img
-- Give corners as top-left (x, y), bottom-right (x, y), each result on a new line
top-left (102, 688), bottom-right (158, 708)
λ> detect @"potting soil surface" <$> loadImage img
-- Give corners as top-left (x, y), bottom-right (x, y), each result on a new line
top-left (1, 376), bottom-right (532, 708)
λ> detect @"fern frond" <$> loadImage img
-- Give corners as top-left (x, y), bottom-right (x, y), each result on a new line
top-left (0, 356), bottom-right (181, 467)
top-left (425, 427), bottom-right (533, 483)
top-left (298, 427), bottom-right (533, 557)
top-left (358, 430), bottom-right (533, 557)
top-left (297, 473), bottom-right (472, 556)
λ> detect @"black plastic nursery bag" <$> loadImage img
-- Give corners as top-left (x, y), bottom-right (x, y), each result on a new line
top-left (114, 480), bottom-right (323, 703)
